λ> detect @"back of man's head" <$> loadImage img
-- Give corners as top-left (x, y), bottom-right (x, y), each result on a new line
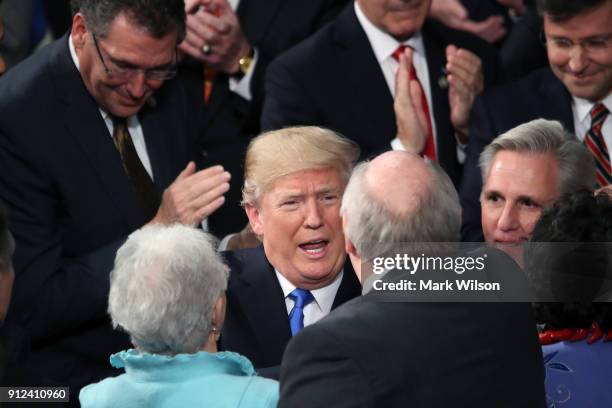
top-left (536, 0), bottom-right (606, 21)
top-left (71, 0), bottom-right (186, 41)
top-left (341, 151), bottom-right (461, 263)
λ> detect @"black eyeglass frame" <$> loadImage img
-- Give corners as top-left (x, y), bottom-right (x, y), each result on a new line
top-left (92, 33), bottom-right (178, 81)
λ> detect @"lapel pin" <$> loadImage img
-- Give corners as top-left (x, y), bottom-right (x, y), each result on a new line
top-left (438, 67), bottom-right (448, 90)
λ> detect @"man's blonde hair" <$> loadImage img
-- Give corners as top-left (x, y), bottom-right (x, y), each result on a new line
top-left (242, 126), bottom-right (360, 206)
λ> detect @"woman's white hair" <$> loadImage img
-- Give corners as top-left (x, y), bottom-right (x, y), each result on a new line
top-left (108, 224), bottom-right (228, 354)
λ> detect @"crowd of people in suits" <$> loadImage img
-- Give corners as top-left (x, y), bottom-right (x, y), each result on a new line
top-left (0, 0), bottom-right (611, 406)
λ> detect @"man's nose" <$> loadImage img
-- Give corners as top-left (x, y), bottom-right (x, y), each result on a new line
top-left (497, 203), bottom-right (520, 232)
top-left (126, 71), bottom-right (148, 99)
top-left (567, 45), bottom-right (588, 73)
top-left (303, 199), bottom-right (323, 229)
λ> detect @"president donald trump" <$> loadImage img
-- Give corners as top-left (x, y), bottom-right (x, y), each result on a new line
top-left (221, 126), bottom-right (362, 375)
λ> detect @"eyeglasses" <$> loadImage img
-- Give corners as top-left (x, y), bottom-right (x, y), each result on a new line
top-left (92, 34), bottom-right (178, 81)
top-left (543, 32), bottom-right (612, 58)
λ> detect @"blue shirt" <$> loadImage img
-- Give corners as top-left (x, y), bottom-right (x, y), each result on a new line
top-left (80, 349), bottom-right (279, 408)
top-left (543, 340), bottom-right (612, 407)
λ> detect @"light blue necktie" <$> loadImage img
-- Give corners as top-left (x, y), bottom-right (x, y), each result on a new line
top-left (288, 288), bottom-right (314, 336)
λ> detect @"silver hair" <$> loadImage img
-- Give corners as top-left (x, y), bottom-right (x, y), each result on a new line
top-left (340, 160), bottom-right (461, 261)
top-left (108, 224), bottom-right (228, 354)
top-left (479, 119), bottom-right (595, 195)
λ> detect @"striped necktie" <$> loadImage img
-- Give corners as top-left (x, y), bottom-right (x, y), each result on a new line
top-left (584, 103), bottom-right (611, 187)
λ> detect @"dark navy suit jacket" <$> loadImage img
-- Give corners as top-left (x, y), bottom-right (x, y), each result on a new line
top-left (261, 3), bottom-right (504, 185)
top-left (221, 246), bottom-right (361, 373)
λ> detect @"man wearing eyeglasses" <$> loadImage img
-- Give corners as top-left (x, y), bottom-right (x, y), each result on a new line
top-left (460, 0), bottom-right (612, 242)
top-left (0, 0), bottom-right (230, 399)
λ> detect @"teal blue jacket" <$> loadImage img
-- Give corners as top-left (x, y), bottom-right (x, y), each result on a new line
top-left (80, 350), bottom-right (279, 408)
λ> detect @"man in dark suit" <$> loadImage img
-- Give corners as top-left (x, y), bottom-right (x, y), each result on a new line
top-left (261, 0), bottom-right (504, 185)
top-left (221, 127), bottom-right (362, 375)
top-left (177, 0), bottom-right (350, 237)
top-left (0, 0), bottom-right (231, 399)
top-left (460, 0), bottom-right (612, 241)
top-left (279, 150), bottom-right (546, 407)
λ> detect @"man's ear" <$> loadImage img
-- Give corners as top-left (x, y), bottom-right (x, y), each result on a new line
top-left (244, 204), bottom-right (264, 236)
top-left (342, 215), bottom-right (357, 257)
top-left (71, 13), bottom-right (88, 51)
top-left (211, 294), bottom-right (226, 330)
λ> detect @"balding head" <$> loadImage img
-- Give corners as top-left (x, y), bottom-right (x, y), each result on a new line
top-left (341, 151), bottom-right (461, 279)
top-left (366, 151), bottom-right (433, 220)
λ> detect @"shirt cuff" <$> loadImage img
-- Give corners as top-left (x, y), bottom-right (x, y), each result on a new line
top-left (390, 137), bottom-right (407, 151)
top-left (228, 48), bottom-right (259, 101)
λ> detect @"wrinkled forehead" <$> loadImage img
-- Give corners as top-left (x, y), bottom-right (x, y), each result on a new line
top-left (262, 167), bottom-right (345, 197)
top-left (484, 151), bottom-right (560, 200)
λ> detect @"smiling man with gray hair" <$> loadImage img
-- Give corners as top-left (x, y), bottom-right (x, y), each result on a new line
top-left (279, 150), bottom-right (546, 407)
top-left (479, 118), bottom-right (595, 263)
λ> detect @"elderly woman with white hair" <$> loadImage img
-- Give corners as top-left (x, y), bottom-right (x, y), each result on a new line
top-left (79, 225), bottom-right (278, 408)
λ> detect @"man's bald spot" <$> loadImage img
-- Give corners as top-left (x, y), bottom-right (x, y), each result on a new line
top-left (365, 151), bottom-right (433, 217)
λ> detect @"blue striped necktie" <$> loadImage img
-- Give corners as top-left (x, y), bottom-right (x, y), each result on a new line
top-left (584, 103), bottom-right (611, 187)
top-left (288, 288), bottom-right (314, 336)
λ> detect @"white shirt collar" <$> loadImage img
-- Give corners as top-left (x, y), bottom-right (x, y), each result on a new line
top-left (275, 268), bottom-right (344, 312)
top-left (69, 34), bottom-right (80, 71)
top-left (354, 1), bottom-right (425, 63)
top-left (573, 93), bottom-right (612, 126)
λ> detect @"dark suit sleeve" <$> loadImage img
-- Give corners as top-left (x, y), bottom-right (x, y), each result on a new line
top-left (0, 126), bottom-right (123, 343)
top-left (260, 56), bottom-right (321, 131)
top-left (279, 324), bottom-right (370, 408)
top-left (460, 94), bottom-right (496, 242)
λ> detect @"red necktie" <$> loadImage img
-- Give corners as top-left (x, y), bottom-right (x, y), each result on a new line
top-left (584, 103), bottom-right (611, 187)
top-left (392, 45), bottom-right (436, 161)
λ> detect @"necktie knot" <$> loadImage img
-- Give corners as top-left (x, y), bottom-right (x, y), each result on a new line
top-left (590, 103), bottom-right (609, 127)
top-left (288, 288), bottom-right (314, 336)
top-left (288, 288), bottom-right (314, 309)
top-left (391, 45), bottom-right (409, 62)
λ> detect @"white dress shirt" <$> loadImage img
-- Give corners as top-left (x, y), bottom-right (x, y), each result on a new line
top-left (572, 94), bottom-right (612, 152)
top-left (354, 1), bottom-right (437, 154)
top-left (275, 269), bottom-right (343, 328)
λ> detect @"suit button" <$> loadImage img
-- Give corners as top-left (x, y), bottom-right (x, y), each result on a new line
top-left (200, 149), bottom-right (209, 158)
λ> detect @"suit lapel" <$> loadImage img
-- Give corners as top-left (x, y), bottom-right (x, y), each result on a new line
top-left (234, 247), bottom-right (292, 362)
top-left (422, 21), bottom-right (454, 166)
top-left (538, 69), bottom-right (574, 130)
top-left (333, 5), bottom-right (396, 153)
top-left (51, 36), bottom-right (145, 230)
top-left (139, 93), bottom-right (177, 193)
top-left (332, 259), bottom-right (362, 309)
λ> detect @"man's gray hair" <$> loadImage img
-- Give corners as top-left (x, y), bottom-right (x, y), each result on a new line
top-left (71, 0), bottom-right (186, 41)
top-left (108, 224), bottom-right (228, 354)
top-left (479, 119), bottom-right (595, 196)
top-left (341, 160), bottom-right (461, 261)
